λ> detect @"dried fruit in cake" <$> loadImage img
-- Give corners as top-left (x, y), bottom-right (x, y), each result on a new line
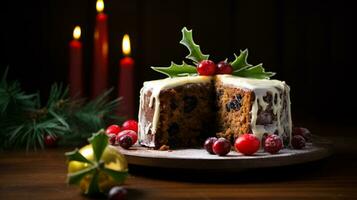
top-left (106, 125), bottom-right (121, 135)
top-left (293, 127), bottom-right (312, 142)
top-left (118, 135), bottom-right (133, 149)
top-left (216, 61), bottom-right (233, 74)
top-left (291, 135), bottom-right (306, 149)
top-left (234, 134), bottom-right (260, 155)
top-left (212, 137), bottom-right (231, 156)
top-left (108, 186), bottom-right (128, 200)
top-left (122, 120), bottom-right (138, 133)
top-left (117, 130), bottom-right (138, 144)
top-left (264, 134), bottom-right (283, 154)
top-left (204, 137), bottom-right (218, 154)
top-left (197, 60), bottom-right (216, 76)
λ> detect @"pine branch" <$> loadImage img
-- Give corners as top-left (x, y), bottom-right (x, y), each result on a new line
top-left (0, 68), bottom-right (124, 150)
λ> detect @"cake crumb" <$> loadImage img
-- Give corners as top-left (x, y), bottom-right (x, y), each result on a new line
top-left (159, 145), bottom-right (170, 151)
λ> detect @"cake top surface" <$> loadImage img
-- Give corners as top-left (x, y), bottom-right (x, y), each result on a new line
top-left (216, 75), bottom-right (288, 90)
top-left (143, 75), bottom-right (212, 91)
top-left (143, 75), bottom-right (288, 93)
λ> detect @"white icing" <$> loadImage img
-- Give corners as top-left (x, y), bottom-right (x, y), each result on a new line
top-left (216, 75), bottom-right (291, 143)
top-left (138, 74), bottom-right (292, 147)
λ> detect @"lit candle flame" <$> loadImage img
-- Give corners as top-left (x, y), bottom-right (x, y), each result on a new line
top-left (73, 26), bottom-right (81, 40)
top-left (122, 34), bottom-right (131, 56)
top-left (96, 0), bottom-right (104, 13)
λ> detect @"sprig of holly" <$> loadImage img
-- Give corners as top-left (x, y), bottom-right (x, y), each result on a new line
top-left (151, 27), bottom-right (275, 79)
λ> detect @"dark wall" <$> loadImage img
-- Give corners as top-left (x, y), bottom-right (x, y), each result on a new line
top-left (1, 0), bottom-right (355, 125)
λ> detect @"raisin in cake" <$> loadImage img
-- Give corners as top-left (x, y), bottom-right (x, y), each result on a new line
top-left (138, 75), bottom-right (292, 149)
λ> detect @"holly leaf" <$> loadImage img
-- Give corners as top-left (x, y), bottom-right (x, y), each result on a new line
top-left (151, 62), bottom-right (197, 78)
top-left (230, 49), bottom-right (251, 71)
top-left (180, 27), bottom-right (209, 64)
top-left (88, 130), bottom-right (108, 162)
top-left (233, 64), bottom-right (276, 79)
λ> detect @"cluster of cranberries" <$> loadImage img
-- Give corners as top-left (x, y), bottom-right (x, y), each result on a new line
top-left (204, 127), bottom-right (311, 156)
top-left (197, 60), bottom-right (233, 76)
top-left (105, 119), bottom-right (138, 149)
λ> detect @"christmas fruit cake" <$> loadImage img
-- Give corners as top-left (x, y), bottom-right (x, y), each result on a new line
top-left (138, 27), bottom-right (292, 149)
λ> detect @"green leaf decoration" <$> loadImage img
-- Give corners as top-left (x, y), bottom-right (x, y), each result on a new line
top-left (65, 131), bottom-right (129, 196)
top-left (67, 166), bottom-right (96, 185)
top-left (230, 49), bottom-right (251, 71)
top-left (180, 27), bottom-right (209, 64)
top-left (233, 64), bottom-right (276, 79)
top-left (87, 170), bottom-right (100, 195)
top-left (88, 130), bottom-right (108, 162)
top-left (102, 167), bottom-right (128, 184)
top-left (65, 148), bottom-right (92, 164)
top-left (151, 62), bottom-right (197, 78)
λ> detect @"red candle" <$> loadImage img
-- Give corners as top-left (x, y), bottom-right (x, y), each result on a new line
top-left (69, 26), bottom-right (83, 97)
top-left (119, 34), bottom-right (135, 118)
top-left (92, 0), bottom-right (108, 98)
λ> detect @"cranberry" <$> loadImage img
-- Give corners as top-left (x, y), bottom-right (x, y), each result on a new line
top-left (108, 186), bottom-right (127, 200)
top-left (212, 138), bottom-right (231, 156)
top-left (118, 135), bottom-right (133, 149)
top-left (106, 125), bottom-right (121, 135)
top-left (118, 130), bottom-right (138, 144)
top-left (197, 60), bottom-right (216, 76)
top-left (216, 61), bottom-right (233, 74)
top-left (108, 134), bottom-right (117, 145)
top-left (204, 137), bottom-right (218, 154)
top-left (264, 134), bottom-right (283, 154)
top-left (122, 120), bottom-right (138, 133)
top-left (291, 135), bottom-right (306, 149)
top-left (293, 127), bottom-right (312, 142)
top-left (44, 134), bottom-right (58, 148)
top-left (234, 134), bottom-right (260, 156)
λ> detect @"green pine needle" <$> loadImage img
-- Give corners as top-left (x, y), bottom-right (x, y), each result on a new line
top-left (0, 68), bottom-right (124, 150)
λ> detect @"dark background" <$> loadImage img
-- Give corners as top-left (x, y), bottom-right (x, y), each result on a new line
top-left (1, 0), bottom-right (355, 128)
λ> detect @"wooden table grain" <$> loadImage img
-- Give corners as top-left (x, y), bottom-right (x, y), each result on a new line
top-left (1, 134), bottom-right (357, 200)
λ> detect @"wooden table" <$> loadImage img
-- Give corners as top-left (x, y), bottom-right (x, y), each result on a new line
top-left (1, 133), bottom-right (357, 199)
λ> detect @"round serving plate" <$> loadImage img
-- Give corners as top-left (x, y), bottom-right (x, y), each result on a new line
top-left (117, 142), bottom-right (332, 170)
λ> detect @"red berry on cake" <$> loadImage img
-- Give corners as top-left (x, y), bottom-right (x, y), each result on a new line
top-left (212, 137), bottom-right (231, 156)
top-left (216, 61), bottom-right (233, 74)
top-left (118, 135), bottom-right (133, 149)
top-left (197, 60), bottom-right (216, 76)
top-left (204, 137), bottom-right (218, 154)
top-left (234, 134), bottom-right (260, 155)
top-left (293, 127), bottom-right (312, 142)
top-left (264, 134), bottom-right (283, 154)
top-left (118, 130), bottom-right (138, 144)
top-left (122, 119), bottom-right (138, 133)
top-left (106, 125), bottom-right (121, 135)
top-left (291, 135), bottom-right (306, 149)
